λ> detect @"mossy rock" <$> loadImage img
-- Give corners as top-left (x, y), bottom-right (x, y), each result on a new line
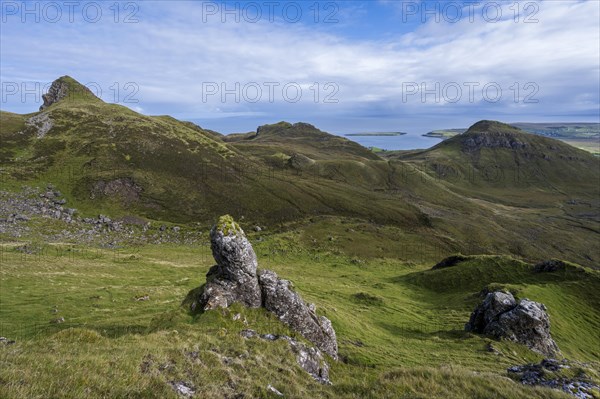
top-left (215, 214), bottom-right (242, 236)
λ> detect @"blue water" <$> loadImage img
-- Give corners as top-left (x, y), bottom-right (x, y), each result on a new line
top-left (340, 133), bottom-right (443, 151)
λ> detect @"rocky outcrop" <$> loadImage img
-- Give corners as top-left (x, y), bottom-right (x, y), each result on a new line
top-left (466, 291), bottom-right (517, 332)
top-left (465, 291), bottom-right (559, 356)
top-left (185, 215), bottom-right (338, 360)
top-left (461, 120), bottom-right (529, 150)
top-left (26, 112), bottom-right (53, 138)
top-left (463, 133), bottom-right (528, 150)
top-left (0, 186), bottom-right (202, 247)
top-left (193, 216), bottom-right (262, 310)
top-left (241, 329), bottom-right (331, 384)
top-left (39, 76), bottom-right (95, 111)
top-left (40, 79), bottom-right (70, 110)
top-left (534, 259), bottom-right (569, 273)
top-left (258, 270), bottom-right (338, 358)
top-left (508, 359), bottom-right (600, 399)
top-left (90, 178), bottom-right (143, 204)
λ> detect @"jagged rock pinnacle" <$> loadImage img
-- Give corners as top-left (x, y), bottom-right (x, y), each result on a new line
top-left (39, 76), bottom-right (97, 111)
top-left (184, 215), bottom-right (338, 359)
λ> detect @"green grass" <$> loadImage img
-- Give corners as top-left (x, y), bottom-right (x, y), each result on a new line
top-left (1, 84), bottom-right (598, 397)
top-left (1, 233), bottom-right (597, 398)
top-left (2, 95), bottom-right (599, 269)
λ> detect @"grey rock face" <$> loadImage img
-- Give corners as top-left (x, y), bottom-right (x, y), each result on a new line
top-left (463, 133), bottom-right (527, 150)
top-left (26, 112), bottom-right (54, 138)
top-left (39, 79), bottom-right (70, 111)
top-left (466, 291), bottom-right (559, 356)
top-left (466, 291), bottom-right (516, 333)
top-left (288, 338), bottom-right (331, 384)
top-left (258, 270), bottom-right (338, 359)
top-left (197, 221), bottom-right (262, 310)
top-left (210, 222), bottom-right (258, 282)
top-left (39, 78), bottom-right (94, 111)
top-left (90, 178), bottom-right (143, 203)
top-left (187, 216), bottom-right (338, 360)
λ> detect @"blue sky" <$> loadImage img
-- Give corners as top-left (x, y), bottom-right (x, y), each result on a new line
top-left (1, 0), bottom-right (599, 134)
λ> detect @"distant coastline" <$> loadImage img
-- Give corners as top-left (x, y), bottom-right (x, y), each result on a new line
top-left (422, 129), bottom-right (465, 138)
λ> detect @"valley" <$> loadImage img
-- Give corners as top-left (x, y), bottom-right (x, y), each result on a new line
top-left (0, 77), bottom-right (599, 398)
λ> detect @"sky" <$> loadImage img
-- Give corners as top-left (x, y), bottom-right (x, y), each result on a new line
top-left (1, 0), bottom-right (599, 134)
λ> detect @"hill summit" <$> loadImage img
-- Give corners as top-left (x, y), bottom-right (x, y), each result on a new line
top-left (434, 120), bottom-right (596, 163)
top-left (39, 75), bottom-right (100, 111)
top-left (458, 120), bottom-right (533, 150)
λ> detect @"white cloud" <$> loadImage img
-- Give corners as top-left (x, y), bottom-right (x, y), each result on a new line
top-left (1, 0), bottom-right (598, 131)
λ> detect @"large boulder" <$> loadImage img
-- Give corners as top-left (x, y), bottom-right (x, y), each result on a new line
top-left (185, 215), bottom-right (338, 360)
top-left (195, 215), bottom-right (262, 310)
top-left (258, 270), bottom-right (338, 359)
top-left (465, 291), bottom-right (516, 333)
top-left (466, 291), bottom-right (559, 357)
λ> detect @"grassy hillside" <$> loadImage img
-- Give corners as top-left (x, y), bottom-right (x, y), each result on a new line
top-left (0, 79), bottom-right (420, 228)
top-left (1, 80), bottom-right (599, 397)
top-left (223, 121), bottom-right (381, 161)
top-left (421, 122), bottom-right (600, 155)
top-left (1, 230), bottom-right (597, 398)
top-left (1, 79), bottom-right (598, 268)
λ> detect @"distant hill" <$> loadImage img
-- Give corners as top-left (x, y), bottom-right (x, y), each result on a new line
top-left (0, 77), bottom-right (416, 228)
top-left (423, 123), bottom-right (599, 155)
top-left (511, 122), bottom-right (599, 139)
top-left (1, 77), bottom-right (599, 267)
top-left (223, 121), bottom-right (381, 161)
top-left (400, 120), bottom-right (599, 196)
top-left (424, 123), bottom-right (599, 139)
top-left (422, 129), bottom-right (466, 138)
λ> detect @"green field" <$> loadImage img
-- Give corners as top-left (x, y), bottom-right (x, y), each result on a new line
top-left (1, 227), bottom-right (598, 398)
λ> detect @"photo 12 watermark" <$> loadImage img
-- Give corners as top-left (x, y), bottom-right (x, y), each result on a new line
top-left (201, 81), bottom-right (339, 104)
top-left (1, 81), bottom-right (140, 105)
top-left (401, 81), bottom-right (539, 104)
top-left (1, 1), bottom-right (140, 23)
top-left (398, 1), bottom-right (539, 24)
top-left (199, 1), bottom-right (339, 24)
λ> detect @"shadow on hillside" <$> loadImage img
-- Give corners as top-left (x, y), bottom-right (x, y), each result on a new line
top-left (378, 322), bottom-right (467, 341)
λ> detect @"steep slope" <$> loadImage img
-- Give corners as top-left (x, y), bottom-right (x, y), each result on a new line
top-left (381, 121), bottom-right (600, 266)
top-left (0, 77), bottom-right (425, 227)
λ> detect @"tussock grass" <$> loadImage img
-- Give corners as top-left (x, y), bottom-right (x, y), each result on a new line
top-left (1, 237), bottom-right (597, 398)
